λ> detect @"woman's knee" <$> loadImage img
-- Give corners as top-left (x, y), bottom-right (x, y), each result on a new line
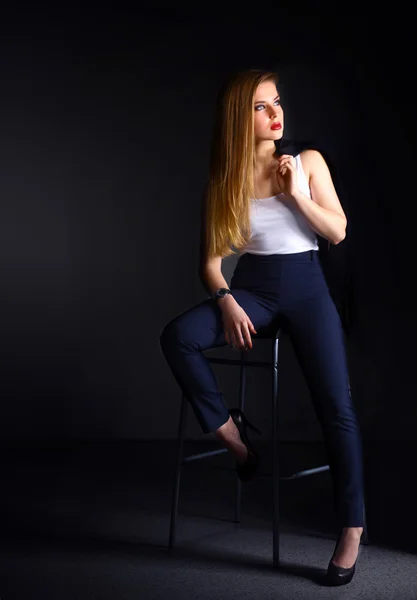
top-left (159, 316), bottom-right (182, 349)
top-left (159, 309), bottom-right (200, 351)
top-left (160, 300), bottom-right (220, 351)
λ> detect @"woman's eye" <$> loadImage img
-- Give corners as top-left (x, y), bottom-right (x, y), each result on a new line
top-left (255, 100), bottom-right (280, 111)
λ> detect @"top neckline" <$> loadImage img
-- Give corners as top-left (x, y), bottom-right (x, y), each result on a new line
top-left (251, 193), bottom-right (284, 201)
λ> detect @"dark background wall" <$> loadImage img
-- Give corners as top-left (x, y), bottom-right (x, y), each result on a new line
top-left (0, 8), bottom-right (415, 442)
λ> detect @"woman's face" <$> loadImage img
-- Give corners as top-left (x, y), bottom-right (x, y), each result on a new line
top-left (253, 81), bottom-right (284, 141)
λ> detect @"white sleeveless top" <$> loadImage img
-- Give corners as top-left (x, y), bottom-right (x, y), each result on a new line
top-left (238, 154), bottom-right (319, 256)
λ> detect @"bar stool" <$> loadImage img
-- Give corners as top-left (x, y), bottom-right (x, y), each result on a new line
top-left (168, 323), bottom-right (368, 567)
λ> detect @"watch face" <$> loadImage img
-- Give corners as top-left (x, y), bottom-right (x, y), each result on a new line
top-left (217, 288), bottom-right (229, 297)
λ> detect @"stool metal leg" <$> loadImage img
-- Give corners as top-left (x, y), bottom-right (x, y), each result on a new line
top-left (238, 350), bottom-right (248, 412)
top-left (362, 500), bottom-right (369, 545)
top-left (234, 351), bottom-right (248, 524)
top-left (169, 392), bottom-right (188, 548)
top-left (272, 336), bottom-right (280, 568)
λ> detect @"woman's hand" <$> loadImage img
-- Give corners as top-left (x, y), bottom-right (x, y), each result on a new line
top-left (218, 296), bottom-right (257, 351)
top-left (276, 154), bottom-right (298, 198)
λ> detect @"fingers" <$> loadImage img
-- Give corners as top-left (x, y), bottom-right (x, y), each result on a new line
top-left (229, 329), bottom-right (243, 350)
top-left (277, 155), bottom-right (295, 172)
top-left (247, 318), bottom-right (257, 336)
top-left (233, 321), bottom-right (255, 351)
top-left (278, 161), bottom-right (295, 174)
top-left (277, 156), bottom-right (296, 184)
top-left (225, 315), bottom-right (258, 351)
top-left (225, 330), bottom-right (237, 349)
top-left (277, 154), bottom-right (295, 164)
top-left (242, 323), bottom-right (253, 350)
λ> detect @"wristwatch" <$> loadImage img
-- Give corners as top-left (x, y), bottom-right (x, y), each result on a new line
top-left (213, 287), bottom-right (232, 301)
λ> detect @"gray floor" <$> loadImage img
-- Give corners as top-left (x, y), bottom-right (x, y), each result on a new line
top-left (0, 440), bottom-right (416, 599)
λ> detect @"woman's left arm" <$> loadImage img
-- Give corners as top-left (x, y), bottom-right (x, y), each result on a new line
top-left (281, 150), bottom-right (347, 245)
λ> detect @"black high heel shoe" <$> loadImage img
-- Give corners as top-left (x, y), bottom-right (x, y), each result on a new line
top-left (325, 532), bottom-right (361, 586)
top-left (228, 408), bottom-right (261, 482)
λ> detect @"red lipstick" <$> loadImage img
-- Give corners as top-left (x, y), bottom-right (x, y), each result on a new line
top-left (271, 122), bottom-right (282, 130)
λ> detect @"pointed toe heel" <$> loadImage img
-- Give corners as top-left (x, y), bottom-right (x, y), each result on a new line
top-left (326, 559), bottom-right (356, 586)
top-left (325, 533), bottom-right (361, 586)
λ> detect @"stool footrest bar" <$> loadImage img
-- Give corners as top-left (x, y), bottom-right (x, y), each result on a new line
top-left (280, 464), bottom-right (330, 480)
top-left (182, 448), bottom-right (229, 463)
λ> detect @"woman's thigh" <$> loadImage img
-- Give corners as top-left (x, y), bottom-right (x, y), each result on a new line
top-left (283, 290), bottom-right (352, 420)
top-left (160, 289), bottom-right (278, 352)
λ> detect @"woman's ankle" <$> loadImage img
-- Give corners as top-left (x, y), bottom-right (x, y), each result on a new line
top-left (342, 526), bottom-right (363, 538)
top-left (213, 417), bottom-right (248, 462)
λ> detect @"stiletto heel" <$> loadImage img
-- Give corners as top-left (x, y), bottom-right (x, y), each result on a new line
top-left (228, 408), bottom-right (261, 482)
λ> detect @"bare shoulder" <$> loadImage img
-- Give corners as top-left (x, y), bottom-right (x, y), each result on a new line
top-left (299, 149), bottom-right (328, 181)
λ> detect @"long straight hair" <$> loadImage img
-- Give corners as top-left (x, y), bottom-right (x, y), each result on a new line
top-left (199, 68), bottom-right (279, 267)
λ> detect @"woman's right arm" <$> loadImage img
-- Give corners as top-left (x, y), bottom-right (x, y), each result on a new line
top-left (198, 195), bottom-right (231, 299)
top-left (198, 191), bottom-right (256, 349)
top-left (199, 258), bottom-right (230, 300)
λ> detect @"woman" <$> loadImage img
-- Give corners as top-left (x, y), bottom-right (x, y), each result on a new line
top-left (159, 68), bottom-right (364, 586)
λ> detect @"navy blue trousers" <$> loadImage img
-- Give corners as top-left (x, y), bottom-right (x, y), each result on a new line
top-left (160, 250), bottom-right (364, 527)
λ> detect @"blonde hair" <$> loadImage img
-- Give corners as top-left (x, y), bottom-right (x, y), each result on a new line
top-left (199, 68), bottom-right (279, 266)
